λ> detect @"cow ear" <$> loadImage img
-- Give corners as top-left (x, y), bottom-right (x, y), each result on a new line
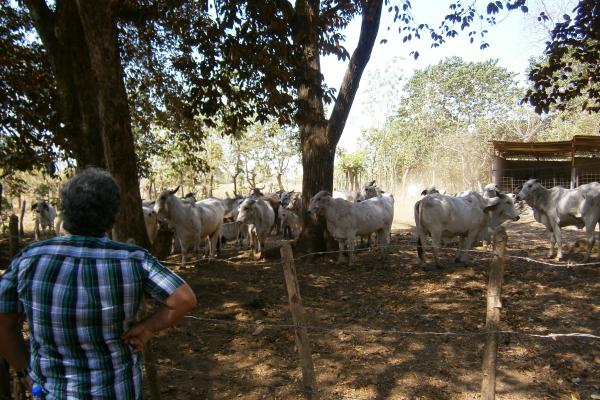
top-left (421, 189), bottom-right (427, 196)
top-left (31, 203), bottom-right (37, 211)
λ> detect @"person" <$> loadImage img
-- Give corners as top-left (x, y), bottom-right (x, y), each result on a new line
top-left (0, 167), bottom-right (197, 399)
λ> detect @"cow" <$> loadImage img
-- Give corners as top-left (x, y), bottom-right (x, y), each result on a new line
top-left (31, 199), bottom-right (57, 240)
top-left (279, 206), bottom-right (302, 239)
top-left (142, 205), bottom-right (158, 244)
top-left (415, 191), bottom-right (520, 267)
top-left (307, 190), bottom-right (394, 265)
top-left (236, 197), bottom-right (275, 256)
top-left (285, 192), bottom-right (303, 214)
top-left (516, 179), bottom-right (600, 261)
top-left (363, 180), bottom-right (383, 200)
top-left (250, 188), bottom-right (280, 235)
top-left (154, 188), bottom-right (223, 264)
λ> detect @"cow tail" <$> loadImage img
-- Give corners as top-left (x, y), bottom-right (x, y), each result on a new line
top-left (415, 200), bottom-right (424, 260)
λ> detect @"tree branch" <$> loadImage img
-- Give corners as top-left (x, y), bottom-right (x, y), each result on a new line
top-left (327, 0), bottom-right (383, 146)
top-left (23, 0), bottom-right (57, 53)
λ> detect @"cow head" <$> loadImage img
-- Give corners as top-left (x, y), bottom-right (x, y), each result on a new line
top-left (421, 186), bottom-right (439, 196)
top-left (484, 193), bottom-right (520, 227)
top-left (32, 200), bottom-right (48, 214)
top-left (483, 183), bottom-right (500, 198)
top-left (236, 198), bottom-right (257, 224)
top-left (154, 186), bottom-right (180, 218)
top-left (515, 179), bottom-right (542, 202)
top-left (307, 191), bottom-right (331, 218)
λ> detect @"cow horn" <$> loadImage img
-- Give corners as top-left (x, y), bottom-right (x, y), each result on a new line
top-left (169, 186), bottom-right (180, 195)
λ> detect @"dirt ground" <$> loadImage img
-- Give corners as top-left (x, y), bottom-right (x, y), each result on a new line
top-left (1, 214), bottom-right (599, 399)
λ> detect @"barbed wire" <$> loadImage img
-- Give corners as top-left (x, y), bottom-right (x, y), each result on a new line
top-left (184, 315), bottom-right (600, 341)
top-left (159, 237), bottom-right (600, 270)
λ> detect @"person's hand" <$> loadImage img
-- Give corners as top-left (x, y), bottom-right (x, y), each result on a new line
top-left (122, 323), bottom-right (153, 352)
top-left (19, 375), bottom-right (33, 392)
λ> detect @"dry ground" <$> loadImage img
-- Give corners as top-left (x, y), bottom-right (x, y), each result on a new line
top-left (1, 214), bottom-right (599, 400)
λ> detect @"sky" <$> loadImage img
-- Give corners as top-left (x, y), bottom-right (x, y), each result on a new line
top-left (321, 0), bottom-right (575, 151)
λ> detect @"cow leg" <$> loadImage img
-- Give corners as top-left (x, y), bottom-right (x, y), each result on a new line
top-left (454, 236), bottom-right (465, 264)
top-left (336, 240), bottom-right (346, 265)
top-left (459, 231), bottom-right (479, 264)
top-left (552, 226), bottom-right (564, 260)
top-left (430, 231), bottom-right (442, 267)
top-left (546, 230), bottom-right (556, 259)
top-left (347, 239), bottom-right (356, 266)
top-left (583, 220), bottom-right (597, 262)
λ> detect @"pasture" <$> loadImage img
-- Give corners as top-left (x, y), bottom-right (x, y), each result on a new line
top-left (135, 214), bottom-right (599, 400)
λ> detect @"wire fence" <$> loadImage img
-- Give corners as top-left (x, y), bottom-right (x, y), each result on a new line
top-left (144, 238), bottom-right (600, 399)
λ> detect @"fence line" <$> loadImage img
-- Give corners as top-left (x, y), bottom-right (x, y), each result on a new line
top-left (184, 315), bottom-right (600, 340)
top-left (161, 241), bottom-right (600, 269)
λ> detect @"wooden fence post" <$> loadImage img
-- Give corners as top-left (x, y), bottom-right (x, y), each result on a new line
top-left (280, 243), bottom-right (318, 400)
top-left (481, 226), bottom-right (508, 400)
top-left (19, 200), bottom-right (26, 238)
top-left (8, 214), bottom-right (19, 257)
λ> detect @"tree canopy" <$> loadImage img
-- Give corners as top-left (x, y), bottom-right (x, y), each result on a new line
top-left (525, 0), bottom-right (599, 113)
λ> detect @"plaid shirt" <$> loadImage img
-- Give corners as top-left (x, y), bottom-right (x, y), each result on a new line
top-left (0, 235), bottom-right (185, 399)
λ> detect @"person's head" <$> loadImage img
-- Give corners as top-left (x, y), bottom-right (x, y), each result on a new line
top-left (60, 167), bottom-right (120, 236)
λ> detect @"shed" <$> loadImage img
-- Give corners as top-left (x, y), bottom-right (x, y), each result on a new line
top-left (491, 135), bottom-right (600, 192)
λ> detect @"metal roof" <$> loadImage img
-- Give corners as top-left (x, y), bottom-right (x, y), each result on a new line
top-left (492, 135), bottom-right (600, 159)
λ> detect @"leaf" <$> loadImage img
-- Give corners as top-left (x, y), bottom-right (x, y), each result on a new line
top-left (486, 3), bottom-right (499, 14)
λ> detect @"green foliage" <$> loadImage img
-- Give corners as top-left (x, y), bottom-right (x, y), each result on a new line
top-left (0, 1), bottom-right (60, 175)
top-left (525, 0), bottom-right (599, 113)
top-left (360, 57), bottom-right (528, 191)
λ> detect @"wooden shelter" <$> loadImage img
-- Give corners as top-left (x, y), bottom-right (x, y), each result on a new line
top-left (491, 135), bottom-right (600, 192)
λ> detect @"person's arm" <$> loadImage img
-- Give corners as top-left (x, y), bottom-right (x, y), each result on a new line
top-left (0, 312), bottom-right (32, 389)
top-left (121, 283), bottom-right (197, 352)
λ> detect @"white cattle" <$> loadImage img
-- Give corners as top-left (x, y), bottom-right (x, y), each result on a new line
top-left (194, 197), bottom-right (225, 257)
top-left (236, 197), bottom-right (275, 256)
top-left (142, 205), bottom-right (158, 244)
top-left (250, 189), bottom-right (281, 235)
top-left (516, 179), bottom-right (600, 261)
top-left (307, 190), bottom-right (394, 265)
top-left (32, 199), bottom-right (56, 240)
top-left (154, 188), bottom-right (223, 264)
top-left (279, 206), bottom-right (302, 239)
top-left (415, 191), bottom-right (520, 267)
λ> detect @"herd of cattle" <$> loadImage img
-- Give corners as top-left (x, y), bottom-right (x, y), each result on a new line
top-left (28, 178), bottom-right (600, 266)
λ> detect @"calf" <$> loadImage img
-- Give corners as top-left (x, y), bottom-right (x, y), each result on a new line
top-left (308, 190), bottom-right (394, 265)
top-left (236, 197), bottom-right (275, 256)
top-left (516, 179), bottom-right (600, 261)
top-left (279, 206), bottom-right (302, 239)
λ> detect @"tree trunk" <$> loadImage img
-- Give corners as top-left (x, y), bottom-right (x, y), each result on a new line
top-left (75, 0), bottom-right (150, 248)
top-left (294, 0), bottom-right (383, 251)
top-left (25, 1), bottom-right (150, 248)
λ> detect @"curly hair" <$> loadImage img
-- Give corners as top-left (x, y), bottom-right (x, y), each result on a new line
top-left (60, 167), bottom-right (120, 236)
